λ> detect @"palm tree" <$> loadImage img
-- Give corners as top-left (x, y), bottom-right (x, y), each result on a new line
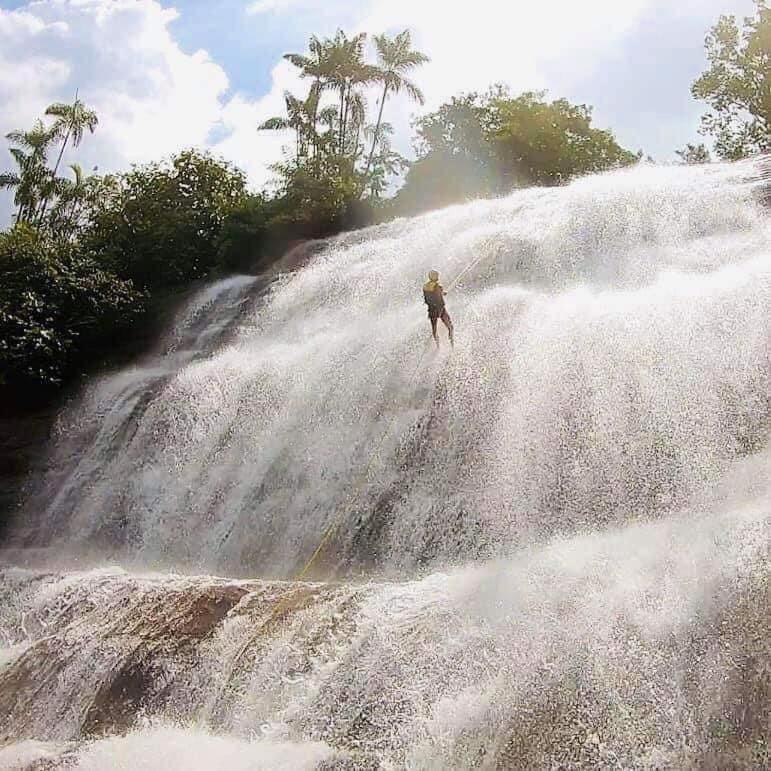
top-left (315, 104), bottom-right (340, 158)
top-left (362, 30), bottom-right (428, 191)
top-left (39, 94), bottom-right (98, 220)
top-left (363, 122), bottom-right (407, 197)
top-left (346, 90), bottom-right (369, 159)
top-left (1, 121), bottom-right (56, 223)
top-left (0, 164), bottom-right (24, 221)
top-left (259, 90), bottom-right (320, 162)
top-left (323, 30), bottom-right (378, 155)
top-left (284, 35), bottom-right (329, 148)
top-left (49, 163), bottom-right (90, 237)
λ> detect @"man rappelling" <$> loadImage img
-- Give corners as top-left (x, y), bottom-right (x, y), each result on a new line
top-left (423, 270), bottom-right (454, 348)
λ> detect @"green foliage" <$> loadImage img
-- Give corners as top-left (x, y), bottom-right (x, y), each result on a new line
top-left (0, 225), bottom-right (143, 393)
top-left (692, 0), bottom-right (770, 159)
top-left (490, 91), bottom-right (640, 186)
top-left (271, 28), bottom-right (428, 205)
top-left (218, 158), bottom-right (376, 272)
top-left (396, 89), bottom-right (638, 213)
top-left (86, 149), bottom-right (248, 290)
top-left (362, 30), bottom-right (428, 195)
top-left (676, 143), bottom-right (712, 165)
top-left (217, 195), bottom-right (274, 273)
top-left (1, 121), bottom-right (57, 224)
top-left (2, 96), bottom-right (100, 230)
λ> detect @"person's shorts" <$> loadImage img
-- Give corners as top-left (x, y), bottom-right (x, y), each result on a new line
top-left (428, 307), bottom-right (451, 323)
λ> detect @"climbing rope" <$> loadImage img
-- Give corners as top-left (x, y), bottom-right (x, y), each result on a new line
top-left (212, 250), bottom-right (490, 704)
top-left (213, 345), bottom-right (429, 706)
top-left (294, 248), bottom-right (489, 580)
top-left (447, 249), bottom-right (490, 291)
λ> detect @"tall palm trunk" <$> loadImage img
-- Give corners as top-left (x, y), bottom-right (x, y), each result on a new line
top-left (310, 79), bottom-right (320, 163)
top-left (361, 83), bottom-right (389, 194)
top-left (50, 124), bottom-right (72, 182)
top-left (37, 123), bottom-right (71, 224)
top-left (342, 85), bottom-right (351, 155)
top-left (338, 88), bottom-right (346, 154)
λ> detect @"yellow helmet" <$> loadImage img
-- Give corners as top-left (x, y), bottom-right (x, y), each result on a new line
top-left (428, 270), bottom-right (439, 282)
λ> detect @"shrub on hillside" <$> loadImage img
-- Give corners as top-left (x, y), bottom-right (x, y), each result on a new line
top-left (86, 150), bottom-right (248, 291)
top-left (0, 225), bottom-right (143, 394)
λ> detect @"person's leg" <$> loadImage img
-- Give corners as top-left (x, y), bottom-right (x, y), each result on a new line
top-left (430, 315), bottom-right (439, 345)
top-left (441, 310), bottom-right (454, 347)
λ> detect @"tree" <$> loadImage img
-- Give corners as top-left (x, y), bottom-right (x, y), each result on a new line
top-left (47, 164), bottom-right (112, 240)
top-left (676, 143), bottom-right (712, 165)
top-left (489, 91), bottom-right (639, 187)
top-left (1, 101), bottom-right (99, 230)
top-left (44, 95), bottom-right (99, 181)
top-left (692, 0), bottom-right (770, 159)
top-left (0, 224), bottom-right (142, 393)
top-left (86, 150), bottom-right (247, 290)
top-left (39, 95), bottom-right (98, 220)
top-left (395, 89), bottom-right (638, 213)
top-left (361, 29), bottom-right (428, 195)
top-left (274, 28), bottom-right (417, 201)
top-left (321, 30), bottom-right (376, 155)
top-left (260, 91), bottom-right (317, 162)
top-left (363, 122), bottom-right (408, 198)
top-left (1, 121), bottom-right (56, 223)
top-left (396, 93), bottom-right (499, 213)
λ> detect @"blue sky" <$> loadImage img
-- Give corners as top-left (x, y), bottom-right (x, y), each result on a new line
top-left (0, 0), bottom-right (757, 224)
top-left (169, 0), bottom-right (362, 96)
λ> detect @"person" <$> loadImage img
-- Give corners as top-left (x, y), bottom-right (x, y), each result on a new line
top-left (423, 270), bottom-right (454, 347)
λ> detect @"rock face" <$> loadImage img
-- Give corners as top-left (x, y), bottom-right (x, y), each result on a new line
top-left (0, 409), bottom-right (57, 539)
top-left (0, 514), bottom-right (768, 770)
top-left (1, 163), bottom-right (769, 769)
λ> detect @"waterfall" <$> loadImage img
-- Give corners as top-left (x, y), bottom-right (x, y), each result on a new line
top-left (0, 160), bottom-right (769, 770)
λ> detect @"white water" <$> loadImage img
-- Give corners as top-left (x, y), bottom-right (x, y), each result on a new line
top-left (1, 160), bottom-right (769, 769)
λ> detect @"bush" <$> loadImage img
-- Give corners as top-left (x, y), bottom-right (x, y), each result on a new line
top-left (86, 150), bottom-right (248, 290)
top-left (0, 225), bottom-right (144, 396)
top-left (218, 174), bottom-right (377, 275)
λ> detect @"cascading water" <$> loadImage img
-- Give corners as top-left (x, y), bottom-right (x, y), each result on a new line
top-left (0, 160), bottom-right (769, 770)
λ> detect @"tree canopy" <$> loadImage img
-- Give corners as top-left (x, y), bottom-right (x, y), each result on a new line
top-left (86, 150), bottom-right (248, 290)
top-left (676, 143), bottom-right (712, 165)
top-left (396, 89), bottom-right (639, 213)
top-left (692, 0), bottom-right (770, 159)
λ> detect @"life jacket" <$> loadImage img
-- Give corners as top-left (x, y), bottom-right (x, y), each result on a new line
top-left (423, 281), bottom-right (445, 311)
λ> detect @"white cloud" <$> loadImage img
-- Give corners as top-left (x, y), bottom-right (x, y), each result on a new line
top-left (246, 0), bottom-right (302, 15)
top-left (0, 0), bottom-right (755, 226)
top-left (360, 0), bottom-right (650, 105)
top-left (213, 60), bottom-right (305, 190)
top-left (0, 0), bottom-right (291, 224)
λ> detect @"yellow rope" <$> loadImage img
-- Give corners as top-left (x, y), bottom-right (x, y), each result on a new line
top-left (295, 349), bottom-right (429, 581)
top-left (213, 346), bottom-right (428, 708)
top-left (214, 252), bottom-right (487, 703)
top-left (447, 250), bottom-right (490, 291)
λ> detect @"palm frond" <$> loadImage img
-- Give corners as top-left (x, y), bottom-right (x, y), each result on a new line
top-left (44, 102), bottom-right (72, 118)
top-left (0, 172), bottom-right (20, 188)
top-left (402, 78), bottom-right (426, 106)
top-left (284, 53), bottom-right (312, 71)
top-left (318, 106), bottom-right (338, 126)
top-left (9, 148), bottom-right (30, 166)
top-left (68, 163), bottom-right (85, 186)
top-left (259, 117), bottom-right (291, 131)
